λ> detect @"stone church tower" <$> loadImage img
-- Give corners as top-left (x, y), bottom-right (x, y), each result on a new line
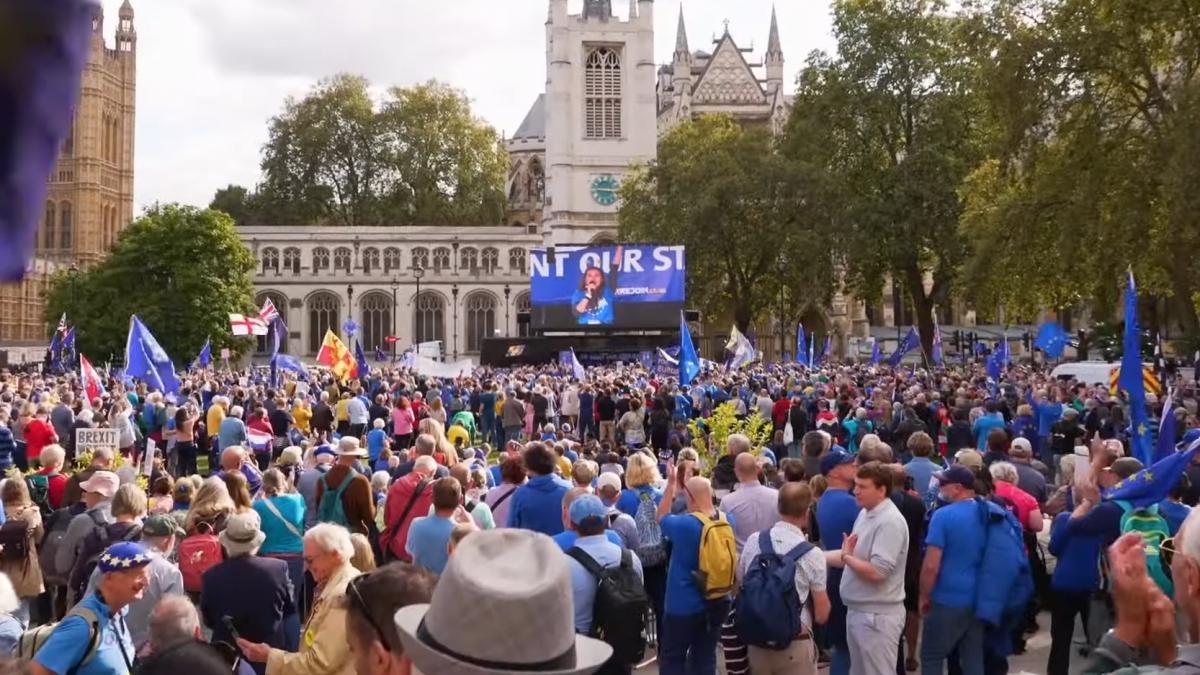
top-left (0, 1), bottom-right (137, 354)
top-left (543, 0), bottom-right (658, 245)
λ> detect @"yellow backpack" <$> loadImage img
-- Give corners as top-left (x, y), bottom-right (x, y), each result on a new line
top-left (690, 511), bottom-right (737, 600)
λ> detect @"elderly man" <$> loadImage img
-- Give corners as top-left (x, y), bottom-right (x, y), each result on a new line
top-left (237, 523), bottom-right (360, 675)
top-left (391, 433), bottom-right (450, 481)
top-left (298, 444), bottom-right (336, 530)
top-left (1008, 438), bottom-right (1048, 505)
top-left (382, 455), bottom-right (438, 562)
top-left (712, 432), bottom-right (754, 496)
top-left (30, 542), bottom-right (153, 675)
top-left (218, 406), bottom-right (249, 459)
top-left (718, 448), bottom-right (779, 555)
top-left (313, 437), bottom-right (375, 536)
top-left (217, 446), bottom-right (263, 497)
top-left (341, 563), bottom-right (436, 675)
top-left (62, 446), bottom-right (114, 509)
top-left (136, 595), bottom-right (241, 675)
top-left (54, 470), bottom-right (118, 587)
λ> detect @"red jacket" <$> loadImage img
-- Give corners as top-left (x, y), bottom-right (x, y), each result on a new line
top-left (771, 398), bottom-right (791, 426)
top-left (381, 472), bottom-right (434, 561)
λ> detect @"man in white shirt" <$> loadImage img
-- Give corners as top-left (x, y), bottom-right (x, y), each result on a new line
top-left (737, 482), bottom-right (830, 674)
top-left (720, 451), bottom-right (779, 554)
top-left (827, 461), bottom-right (910, 675)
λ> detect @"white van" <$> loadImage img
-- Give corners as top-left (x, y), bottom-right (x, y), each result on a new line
top-left (1050, 361), bottom-right (1119, 386)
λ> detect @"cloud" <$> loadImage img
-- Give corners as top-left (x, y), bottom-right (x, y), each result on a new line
top-left (106, 0), bottom-right (832, 212)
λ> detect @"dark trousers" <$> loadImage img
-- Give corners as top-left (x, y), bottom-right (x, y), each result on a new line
top-left (176, 441), bottom-right (198, 477)
top-left (1047, 590), bottom-right (1091, 675)
top-left (643, 564), bottom-right (667, 643)
top-left (660, 600), bottom-right (729, 675)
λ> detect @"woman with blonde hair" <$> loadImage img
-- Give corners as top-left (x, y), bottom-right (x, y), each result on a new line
top-left (185, 476), bottom-right (236, 534)
top-left (0, 478), bottom-right (43, 626)
top-left (349, 532), bottom-right (376, 572)
top-left (222, 470), bottom-right (255, 514)
top-left (427, 396), bottom-right (447, 425)
top-left (417, 417), bottom-right (459, 466)
top-left (255, 468), bottom-right (307, 619)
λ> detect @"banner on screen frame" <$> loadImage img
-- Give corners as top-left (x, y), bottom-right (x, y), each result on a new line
top-left (530, 245), bottom-right (686, 330)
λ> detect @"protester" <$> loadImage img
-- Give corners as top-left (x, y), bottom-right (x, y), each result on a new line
top-left (382, 456), bottom-right (437, 562)
top-left (507, 441), bottom-right (572, 534)
top-left (719, 448), bottom-right (780, 554)
top-left (254, 468), bottom-right (307, 617)
top-left (313, 437), bottom-right (374, 536)
top-left (816, 448), bottom-right (860, 675)
top-left (341, 562), bottom-right (437, 675)
top-left (0, 477), bottom-right (44, 626)
top-left (405, 477), bottom-right (466, 575)
top-left (135, 595), bottom-right (240, 675)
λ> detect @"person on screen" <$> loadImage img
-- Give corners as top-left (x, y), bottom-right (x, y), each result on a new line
top-left (571, 246), bottom-right (622, 325)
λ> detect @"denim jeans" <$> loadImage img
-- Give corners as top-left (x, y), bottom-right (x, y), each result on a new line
top-left (921, 604), bottom-right (983, 675)
top-left (660, 601), bottom-right (728, 675)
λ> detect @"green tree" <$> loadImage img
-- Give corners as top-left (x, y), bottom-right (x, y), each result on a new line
top-left (619, 115), bottom-right (834, 331)
top-left (44, 205), bottom-right (258, 362)
top-left (782, 0), bottom-right (982, 359)
top-left (250, 75), bottom-right (508, 227)
top-left (209, 184), bottom-right (260, 226)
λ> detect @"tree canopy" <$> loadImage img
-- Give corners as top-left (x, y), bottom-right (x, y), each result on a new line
top-left (44, 205), bottom-right (258, 363)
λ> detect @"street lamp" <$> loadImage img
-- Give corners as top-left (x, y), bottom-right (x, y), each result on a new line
top-left (452, 284), bottom-right (460, 361)
top-left (776, 253), bottom-right (786, 361)
top-left (504, 284), bottom-right (511, 337)
top-left (390, 276), bottom-right (399, 361)
top-left (412, 264), bottom-right (425, 350)
top-left (346, 284), bottom-right (354, 336)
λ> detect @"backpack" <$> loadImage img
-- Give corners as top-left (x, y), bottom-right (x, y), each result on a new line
top-left (690, 511), bottom-right (737, 600)
top-left (566, 547), bottom-right (648, 665)
top-left (25, 473), bottom-right (56, 517)
top-left (74, 523), bottom-right (142, 601)
top-left (1115, 499), bottom-right (1173, 596)
top-left (734, 531), bottom-right (814, 649)
top-left (179, 522), bottom-right (223, 593)
top-left (16, 606), bottom-right (102, 670)
top-left (632, 490), bottom-right (666, 567)
top-left (38, 507), bottom-right (78, 585)
top-left (317, 472), bottom-right (356, 527)
top-left (973, 498), bottom-right (1034, 628)
top-left (0, 518), bottom-right (34, 564)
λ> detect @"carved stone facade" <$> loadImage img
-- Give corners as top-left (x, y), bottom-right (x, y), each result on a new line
top-left (0, 1), bottom-right (137, 354)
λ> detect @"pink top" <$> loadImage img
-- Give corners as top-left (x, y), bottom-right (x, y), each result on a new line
top-left (392, 407), bottom-right (415, 436)
top-left (994, 481), bottom-right (1039, 533)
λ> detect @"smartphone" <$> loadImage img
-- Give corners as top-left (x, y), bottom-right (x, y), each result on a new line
top-left (221, 615), bottom-right (241, 642)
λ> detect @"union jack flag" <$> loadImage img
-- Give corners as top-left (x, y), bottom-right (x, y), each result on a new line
top-left (258, 298), bottom-right (280, 324)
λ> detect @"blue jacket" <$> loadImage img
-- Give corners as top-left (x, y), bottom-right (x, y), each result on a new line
top-left (974, 498), bottom-right (1032, 627)
top-left (199, 555), bottom-right (295, 650)
top-left (507, 474), bottom-right (571, 536)
top-left (1048, 512), bottom-right (1102, 593)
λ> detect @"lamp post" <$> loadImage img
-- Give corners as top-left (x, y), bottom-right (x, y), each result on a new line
top-left (412, 264), bottom-right (425, 350)
top-left (390, 276), bottom-right (399, 361)
top-left (346, 284), bottom-right (354, 337)
top-left (504, 284), bottom-right (511, 337)
top-left (452, 284), bottom-right (460, 361)
top-left (776, 253), bottom-right (786, 361)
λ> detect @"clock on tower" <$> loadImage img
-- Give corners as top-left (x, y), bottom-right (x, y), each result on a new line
top-left (590, 174), bottom-right (620, 207)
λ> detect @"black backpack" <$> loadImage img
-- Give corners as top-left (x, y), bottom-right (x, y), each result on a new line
top-left (566, 547), bottom-right (648, 666)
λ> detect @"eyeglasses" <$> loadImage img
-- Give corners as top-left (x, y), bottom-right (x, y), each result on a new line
top-left (348, 574), bottom-right (391, 652)
top-left (1161, 537), bottom-right (1177, 568)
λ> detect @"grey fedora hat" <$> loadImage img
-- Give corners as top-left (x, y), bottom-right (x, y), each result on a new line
top-left (394, 529), bottom-right (612, 675)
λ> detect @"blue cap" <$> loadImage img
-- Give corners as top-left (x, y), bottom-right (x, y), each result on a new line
top-left (820, 449), bottom-right (855, 476)
top-left (314, 444), bottom-right (336, 459)
top-left (934, 465), bottom-right (976, 490)
top-left (97, 542), bottom-right (153, 573)
top-left (568, 495), bottom-right (610, 526)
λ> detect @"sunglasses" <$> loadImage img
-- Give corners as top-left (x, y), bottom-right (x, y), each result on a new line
top-left (348, 573), bottom-right (391, 652)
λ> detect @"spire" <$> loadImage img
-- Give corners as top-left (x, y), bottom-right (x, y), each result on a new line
top-left (767, 4), bottom-right (781, 55)
top-left (119, 0), bottom-right (134, 19)
top-left (583, 0), bottom-right (612, 20)
top-left (675, 5), bottom-right (689, 55)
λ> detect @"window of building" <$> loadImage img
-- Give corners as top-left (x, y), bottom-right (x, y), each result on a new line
top-left (334, 247), bottom-right (352, 272)
top-left (481, 247), bottom-right (500, 274)
top-left (262, 247), bottom-right (280, 274)
top-left (42, 202), bottom-right (55, 251)
top-left (362, 247), bottom-right (380, 274)
top-left (384, 247), bottom-right (402, 273)
top-left (412, 247), bottom-right (430, 271)
top-left (307, 293), bottom-right (340, 354)
top-left (460, 247), bottom-right (479, 272)
top-left (313, 247), bottom-right (330, 271)
top-left (516, 292), bottom-right (533, 337)
top-left (584, 47), bottom-right (622, 139)
top-left (432, 247), bottom-right (451, 273)
top-left (283, 248), bottom-right (301, 275)
top-left (508, 248), bottom-right (527, 274)
top-left (59, 201), bottom-right (72, 250)
top-left (464, 292), bottom-right (497, 353)
top-left (414, 292), bottom-right (445, 345)
top-left (360, 293), bottom-right (392, 352)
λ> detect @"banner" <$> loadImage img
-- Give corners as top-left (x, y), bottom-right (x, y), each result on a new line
top-left (76, 428), bottom-right (119, 455)
top-left (529, 245), bottom-right (686, 329)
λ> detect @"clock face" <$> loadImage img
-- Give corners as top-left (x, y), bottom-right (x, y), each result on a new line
top-left (590, 174), bottom-right (620, 206)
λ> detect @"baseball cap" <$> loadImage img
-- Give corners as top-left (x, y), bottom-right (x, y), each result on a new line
top-left (595, 473), bottom-right (622, 493)
top-left (1010, 438), bottom-right (1032, 456)
top-left (1107, 457), bottom-right (1144, 480)
top-left (934, 465), bottom-right (976, 490)
top-left (314, 444), bottom-right (336, 460)
top-left (142, 514), bottom-right (185, 538)
top-left (79, 471), bottom-right (119, 498)
top-left (568, 495), bottom-right (609, 526)
top-left (820, 449), bottom-right (855, 476)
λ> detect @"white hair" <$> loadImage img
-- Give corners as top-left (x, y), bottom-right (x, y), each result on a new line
top-left (373, 418), bottom-right (385, 429)
top-left (230, 405), bottom-right (244, 418)
top-left (93, 446), bottom-right (115, 464)
top-left (413, 456), bottom-right (437, 474)
top-left (0, 573), bottom-right (18, 615)
top-left (989, 462), bottom-right (1019, 485)
top-left (148, 595), bottom-right (200, 650)
top-left (40, 444), bottom-right (66, 469)
top-left (214, 395), bottom-right (229, 407)
top-left (370, 471), bottom-right (390, 493)
top-left (305, 523), bottom-right (354, 561)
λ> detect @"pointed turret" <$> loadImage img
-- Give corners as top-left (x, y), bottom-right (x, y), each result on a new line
top-left (767, 5), bottom-right (781, 56)
top-left (765, 5), bottom-right (784, 93)
top-left (117, 0), bottom-right (136, 53)
top-left (675, 5), bottom-right (689, 56)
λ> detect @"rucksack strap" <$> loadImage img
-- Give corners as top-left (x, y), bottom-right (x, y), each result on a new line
top-left (782, 541), bottom-right (815, 564)
top-left (61, 606), bottom-right (102, 675)
top-left (757, 529), bottom-right (776, 558)
top-left (566, 546), bottom-right (606, 579)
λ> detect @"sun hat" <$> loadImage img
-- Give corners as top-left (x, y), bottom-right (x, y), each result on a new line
top-left (595, 473), bottom-right (622, 493)
top-left (337, 437), bottom-right (368, 457)
top-left (394, 529), bottom-right (612, 675)
top-left (219, 512), bottom-right (266, 557)
top-left (79, 471), bottom-right (119, 499)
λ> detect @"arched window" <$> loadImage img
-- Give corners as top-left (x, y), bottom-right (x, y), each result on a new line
top-left (283, 247), bottom-right (301, 275)
top-left (508, 248), bottom-right (527, 274)
top-left (460, 247), bottom-right (479, 272)
top-left (529, 158), bottom-right (544, 202)
top-left (413, 292), bottom-right (445, 345)
top-left (464, 292), bottom-right (497, 353)
top-left (262, 247), bottom-right (280, 274)
top-left (411, 247), bottom-right (430, 271)
top-left (360, 293), bottom-right (392, 352)
top-left (362, 247), bottom-right (380, 274)
top-left (312, 247), bottom-right (330, 272)
top-left (59, 201), bottom-right (73, 250)
top-left (516, 291), bottom-right (533, 337)
top-left (481, 247), bottom-right (500, 274)
top-left (432, 247), bottom-right (451, 273)
top-left (334, 247), bottom-right (352, 272)
top-left (384, 247), bottom-right (402, 273)
top-left (307, 293), bottom-right (340, 354)
top-left (42, 202), bottom-right (55, 251)
top-left (584, 47), bottom-right (623, 139)
top-left (255, 292), bottom-right (289, 354)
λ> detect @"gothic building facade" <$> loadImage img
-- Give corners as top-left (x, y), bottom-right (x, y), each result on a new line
top-left (0, 1), bottom-right (137, 363)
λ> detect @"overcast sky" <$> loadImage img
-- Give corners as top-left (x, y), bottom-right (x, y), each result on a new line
top-left (105, 0), bottom-right (834, 212)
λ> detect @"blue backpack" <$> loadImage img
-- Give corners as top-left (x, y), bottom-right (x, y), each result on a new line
top-left (973, 498), bottom-right (1034, 628)
top-left (734, 531), bottom-right (814, 649)
top-left (632, 491), bottom-right (666, 567)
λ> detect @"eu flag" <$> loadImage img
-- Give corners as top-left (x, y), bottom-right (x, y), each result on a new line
top-left (796, 324), bottom-right (809, 367)
top-left (1106, 438), bottom-right (1199, 508)
top-left (986, 339), bottom-right (1009, 382)
top-left (196, 338), bottom-right (212, 368)
top-left (569, 348), bottom-right (587, 382)
top-left (1121, 271), bottom-right (1153, 465)
top-left (124, 315), bottom-right (180, 394)
top-left (1034, 322), bottom-right (1070, 359)
top-left (1154, 389), bottom-right (1177, 464)
top-left (870, 340), bottom-right (882, 365)
top-left (888, 328), bottom-right (920, 367)
top-left (679, 312), bottom-right (700, 385)
top-left (61, 327), bottom-right (76, 366)
top-left (354, 339), bottom-right (369, 379)
top-left (932, 320), bottom-right (944, 366)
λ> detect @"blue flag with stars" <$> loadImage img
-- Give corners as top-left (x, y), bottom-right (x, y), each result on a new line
top-left (796, 324), bottom-right (809, 368)
top-left (1106, 438), bottom-right (1199, 508)
top-left (124, 315), bottom-right (180, 394)
top-left (870, 340), bottom-right (882, 365)
top-left (1121, 270), bottom-right (1153, 465)
top-left (679, 312), bottom-right (700, 385)
top-left (888, 328), bottom-right (920, 367)
top-left (195, 338), bottom-right (212, 369)
top-left (1034, 321), bottom-right (1070, 359)
top-left (354, 339), bottom-right (369, 379)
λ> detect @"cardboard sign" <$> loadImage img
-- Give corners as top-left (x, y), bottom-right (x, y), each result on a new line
top-left (75, 428), bottom-right (119, 455)
top-left (143, 439), bottom-right (157, 476)
top-left (220, 348), bottom-right (231, 360)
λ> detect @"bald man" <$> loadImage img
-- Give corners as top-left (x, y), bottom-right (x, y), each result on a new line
top-left (216, 445), bottom-right (262, 496)
top-left (718, 452), bottom-right (780, 555)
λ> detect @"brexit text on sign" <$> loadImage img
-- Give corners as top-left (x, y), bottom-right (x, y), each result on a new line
top-left (75, 428), bottom-right (119, 455)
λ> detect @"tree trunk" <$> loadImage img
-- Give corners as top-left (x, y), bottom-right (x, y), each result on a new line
top-left (1168, 264), bottom-right (1200, 340)
top-left (906, 266), bottom-right (936, 364)
top-left (733, 303), bottom-right (753, 334)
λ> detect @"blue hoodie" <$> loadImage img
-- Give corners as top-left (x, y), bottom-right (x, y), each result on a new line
top-left (507, 473), bottom-right (572, 535)
top-left (1048, 512), bottom-right (1102, 593)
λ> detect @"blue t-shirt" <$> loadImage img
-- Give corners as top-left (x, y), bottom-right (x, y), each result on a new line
top-left (406, 515), bottom-right (457, 575)
top-left (553, 529), bottom-right (624, 551)
top-left (34, 592), bottom-right (134, 675)
top-left (254, 494), bottom-right (306, 554)
top-left (366, 428), bottom-right (388, 463)
top-left (972, 413), bottom-right (1007, 450)
top-left (616, 485), bottom-right (663, 519)
top-left (570, 288), bottom-right (614, 325)
top-left (926, 499), bottom-right (986, 608)
top-left (1160, 500), bottom-right (1192, 535)
top-left (816, 488), bottom-right (860, 551)
top-left (660, 511), bottom-right (735, 616)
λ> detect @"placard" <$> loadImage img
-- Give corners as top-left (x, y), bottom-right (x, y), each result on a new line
top-left (75, 428), bottom-right (119, 455)
top-left (220, 348), bottom-right (231, 360)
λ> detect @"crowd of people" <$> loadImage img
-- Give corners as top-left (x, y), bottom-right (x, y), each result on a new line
top-left (0, 357), bottom-right (1196, 675)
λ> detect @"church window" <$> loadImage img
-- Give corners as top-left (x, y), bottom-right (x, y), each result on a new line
top-left (414, 292), bottom-right (445, 345)
top-left (464, 292), bottom-right (497, 353)
top-left (334, 247), bottom-right (352, 272)
top-left (460, 247), bottom-right (479, 272)
top-left (360, 293), bottom-right (392, 351)
top-left (362, 247), bottom-right (380, 274)
top-left (42, 202), bottom-right (56, 251)
top-left (412, 247), bottom-right (430, 271)
top-left (307, 293), bottom-right (339, 353)
top-left (384, 247), bottom-right (402, 273)
top-left (584, 47), bottom-right (622, 139)
top-left (481, 247), bottom-right (500, 274)
top-left (516, 292), bottom-right (533, 337)
top-left (508, 248), bottom-right (527, 274)
top-left (312, 247), bottom-right (330, 271)
top-left (283, 247), bottom-right (301, 274)
top-left (262, 247), bottom-right (280, 274)
top-left (432, 247), bottom-right (451, 273)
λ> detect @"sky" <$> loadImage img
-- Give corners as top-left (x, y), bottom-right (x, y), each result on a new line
top-left (106, 0), bottom-right (835, 212)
